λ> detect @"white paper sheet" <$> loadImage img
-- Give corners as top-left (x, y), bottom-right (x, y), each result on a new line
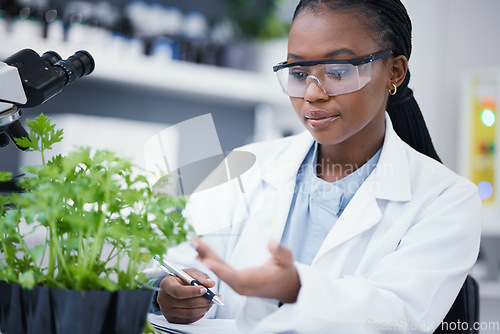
top-left (147, 313), bottom-right (242, 334)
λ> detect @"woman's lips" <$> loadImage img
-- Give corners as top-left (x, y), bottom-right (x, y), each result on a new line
top-left (305, 111), bottom-right (340, 129)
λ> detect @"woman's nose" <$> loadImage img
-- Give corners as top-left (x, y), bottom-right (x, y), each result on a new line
top-left (304, 76), bottom-right (329, 102)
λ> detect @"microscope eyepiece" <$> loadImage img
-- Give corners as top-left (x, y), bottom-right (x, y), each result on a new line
top-left (48, 50), bottom-right (95, 86)
top-left (3, 48), bottom-right (95, 107)
top-left (40, 51), bottom-right (62, 66)
top-left (0, 48), bottom-right (95, 151)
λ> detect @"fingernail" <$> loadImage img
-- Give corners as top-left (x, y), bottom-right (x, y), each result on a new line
top-left (206, 278), bottom-right (213, 282)
top-left (269, 239), bottom-right (279, 250)
top-left (200, 287), bottom-right (207, 295)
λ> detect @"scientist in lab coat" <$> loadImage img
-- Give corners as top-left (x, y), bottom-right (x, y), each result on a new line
top-left (153, 0), bottom-right (481, 332)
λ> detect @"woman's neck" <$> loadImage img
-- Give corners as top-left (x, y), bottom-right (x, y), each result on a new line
top-left (316, 130), bottom-right (385, 183)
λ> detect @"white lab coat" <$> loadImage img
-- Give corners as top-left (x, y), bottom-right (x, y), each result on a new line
top-left (169, 113), bottom-right (481, 333)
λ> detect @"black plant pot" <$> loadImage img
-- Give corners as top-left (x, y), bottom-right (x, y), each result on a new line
top-left (51, 288), bottom-right (113, 334)
top-left (0, 281), bottom-right (26, 334)
top-left (104, 289), bottom-right (155, 334)
top-left (0, 283), bottom-right (154, 334)
top-left (22, 286), bottom-right (52, 334)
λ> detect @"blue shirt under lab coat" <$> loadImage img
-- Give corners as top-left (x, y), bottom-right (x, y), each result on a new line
top-left (281, 142), bottom-right (381, 265)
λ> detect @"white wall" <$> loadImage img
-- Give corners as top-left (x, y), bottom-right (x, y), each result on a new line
top-left (402, 0), bottom-right (500, 172)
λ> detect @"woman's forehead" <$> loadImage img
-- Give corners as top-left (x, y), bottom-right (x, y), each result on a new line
top-left (288, 9), bottom-right (380, 60)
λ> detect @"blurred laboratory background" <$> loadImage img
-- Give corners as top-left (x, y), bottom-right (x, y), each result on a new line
top-left (0, 0), bottom-right (499, 331)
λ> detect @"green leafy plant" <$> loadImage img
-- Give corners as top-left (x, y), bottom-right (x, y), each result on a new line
top-left (0, 113), bottom-right (191, 292)
top-left (225, 0), bottom-right (290, 40)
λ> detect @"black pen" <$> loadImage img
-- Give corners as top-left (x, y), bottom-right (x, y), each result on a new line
top-left (153, 255), bottom-right (224, 306)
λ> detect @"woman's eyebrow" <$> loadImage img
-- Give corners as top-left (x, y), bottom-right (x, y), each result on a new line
top-left (287, 48), bottom-right (357, 61)
top-left (325, 48), bottom-right (357, 58)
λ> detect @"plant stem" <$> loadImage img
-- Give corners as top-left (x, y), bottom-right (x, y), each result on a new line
top-left (127, 235), bottom-right (140, 289)
top-left (105, 245), bottom-right (118, 263)
top-left (48, 233), bottom-right (55, 278)
top-left (85, 171), bottom-right (112, 284)
top-left (41, 150), bottom-right (45, 166)
top-left (46, 208), bottom-right (68, 282)
top-left (77, 228), bottom-right (84, 288)
top-left (36, 228), bottom-right (49, 269)
top-left (86, 206), bottom-right (105, 274)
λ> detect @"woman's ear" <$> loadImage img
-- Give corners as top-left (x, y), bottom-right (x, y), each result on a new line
top-left (389, 55), bottom-right (408, 88)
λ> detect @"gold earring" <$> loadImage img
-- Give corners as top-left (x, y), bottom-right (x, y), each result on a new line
top-left (389, 83), bottom-right (397, 96)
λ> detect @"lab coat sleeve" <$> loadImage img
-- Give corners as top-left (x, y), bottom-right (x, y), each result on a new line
top-left (237, 181), bottom-right (481, 334)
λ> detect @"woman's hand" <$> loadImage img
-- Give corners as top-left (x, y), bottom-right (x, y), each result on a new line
top-left (156, 268), bottom-right (218, 324)
top-left (193, 238), bottom-right (301, 304)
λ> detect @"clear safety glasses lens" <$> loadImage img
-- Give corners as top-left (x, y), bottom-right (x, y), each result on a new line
top-left (275, 62), bottom-right (373, 98)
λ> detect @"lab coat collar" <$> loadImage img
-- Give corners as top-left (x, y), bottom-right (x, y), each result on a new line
top-left (260, 131), bottom-right (314, 190)
top-left (368, 113), bottom-right (412, 202)
top-left (260, 113), bottom-right (412, 203)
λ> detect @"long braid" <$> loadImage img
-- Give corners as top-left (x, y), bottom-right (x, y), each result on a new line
top-left (293, 0), bottom-right (442, 162)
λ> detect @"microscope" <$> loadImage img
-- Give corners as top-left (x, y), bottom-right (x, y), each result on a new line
top-left (0, 48), bottom-right (95, 192)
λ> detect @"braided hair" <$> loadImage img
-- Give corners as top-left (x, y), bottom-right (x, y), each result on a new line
top-left (293, 0), bottom-right (441, 162)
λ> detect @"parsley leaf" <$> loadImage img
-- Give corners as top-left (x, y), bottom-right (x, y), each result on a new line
top-left (14, 113), bottom-right (63, 165)
top-left (0, 171), bottom-right (12, 182)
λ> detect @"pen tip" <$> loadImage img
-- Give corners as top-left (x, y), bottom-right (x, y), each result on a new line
top-left (213, 296), bottom-right (225, 306)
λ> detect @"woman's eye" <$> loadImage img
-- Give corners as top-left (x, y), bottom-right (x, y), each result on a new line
top-left (289, 70), bottom-right (308, 81)
top-left (328, 69), bottom-right (350, 79)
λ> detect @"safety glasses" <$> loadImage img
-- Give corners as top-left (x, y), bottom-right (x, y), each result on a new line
top-left (273, 50), bottom-right (393, 98)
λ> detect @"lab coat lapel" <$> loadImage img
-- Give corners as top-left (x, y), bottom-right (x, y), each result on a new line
top-left (313, 180), bottom-right (383, 262)
top-left (313, 114), bottom-right (412, 262)
top-left (227, 132), bottom-right (315, 267)
top-left (261, 131), bottom-right (315, 241)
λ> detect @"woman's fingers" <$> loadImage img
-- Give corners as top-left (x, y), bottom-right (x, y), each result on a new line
top-left (268, 240), bottom-right (294, 266)
top-left (192, 237), bottom-right (222, 262)
top-left (192, 237), bottom-right (239, 285)
top-left (191, 237), bottom-right (300, 302)
top-left (202, 258), bottom-right (239, 285)
top-left (193, 238), bottom-right (280, 296)
top-left (184, 267), bottom-right (216, 288)
top-left (159, 275), bottom-right (210, 304)
top-left (156, 269), bottom-right (216, 324)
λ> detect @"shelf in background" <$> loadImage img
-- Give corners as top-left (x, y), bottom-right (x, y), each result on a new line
top-left (0, 30), bottom-right (290, 108)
